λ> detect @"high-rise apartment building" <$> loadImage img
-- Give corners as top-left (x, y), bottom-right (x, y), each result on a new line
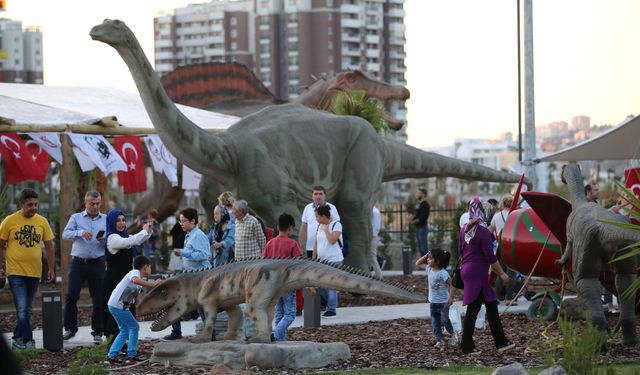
top-left (0, 19), bottom-right (43, 84)
top-left (570, 115), bottom-right (590, 131)
top-left (154, 0), bottom-right (407, 134)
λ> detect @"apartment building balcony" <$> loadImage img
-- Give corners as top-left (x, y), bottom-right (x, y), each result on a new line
top-left (389, 63), bottom-right (405, 73)
top-left (155, 51), bottom-right (175, 60)
top-left (156, 39), bottom-right (173, 48)
top-left (205, 47), bottom-right (225, 55)
top-left (388, 8), bottom-right (405, 18)
top-left (341, 32), bottom-right (360, 42)
top-left (390, 50), bottom-right (405, 59)
top-left (389, 23), bottom-right (406, 33)
top-left (365, 34), bottom-right (380, 44)
top-left (365, 49), bottom-right (380, 58)
top-left (341, 4), bottom-right (361, 14)
top-left (211, 23), bottom-right (223, 32)
top-left (341, 47), bottom-right (361, 57)
top-left (341, 18), bottom-right (363, 29)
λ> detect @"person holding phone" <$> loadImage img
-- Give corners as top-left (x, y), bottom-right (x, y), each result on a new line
top-left (61, 191), bottom-right (107, 343)
top-left (102, 209), bottom-right (153, 343)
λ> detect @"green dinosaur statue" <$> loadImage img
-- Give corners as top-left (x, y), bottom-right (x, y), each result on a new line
top-left (90, 19), bottom-right (524, 271)
top-left (136, 258), bottom-right (424, 343)
top-left (557, 163), bottom-right (639, 347)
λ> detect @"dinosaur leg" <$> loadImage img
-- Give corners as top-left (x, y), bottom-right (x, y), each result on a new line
top-left (576, 278), bottom-right (608, 333)
top-left (340, 209), bottom-right (373, 271)
top-left (245, 300), bottom-right (273, 343)
top-left (189, 306), bottom-right (218, 343)
top-left (221, 305), bottom-right (242, 341)
top-left (612, 254), bottom-right (638, 347)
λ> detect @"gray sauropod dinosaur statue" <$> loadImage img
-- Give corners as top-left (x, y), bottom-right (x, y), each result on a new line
top-left (136, 258), bottom-right (424, 343)
top-left (90, 19), bottom-right (525, 270)
top-left (556, 163), bottom-right (639, 347)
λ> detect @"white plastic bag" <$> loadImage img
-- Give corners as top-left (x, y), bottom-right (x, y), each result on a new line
top-left (475, 305), bottom-right (486, 330)
top-left (449, 306), bottom-right (462, 333)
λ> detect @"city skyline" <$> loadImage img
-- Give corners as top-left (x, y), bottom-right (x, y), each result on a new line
top-left (2, 0), bottom-right (638, 150)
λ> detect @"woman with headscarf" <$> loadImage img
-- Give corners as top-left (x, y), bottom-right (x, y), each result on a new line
top-left (458, 197), bottom-right (514, 355)
top-left (102, 209), bottom-right (153, 342)
top-left (208, 204), bottom-right (235, 267)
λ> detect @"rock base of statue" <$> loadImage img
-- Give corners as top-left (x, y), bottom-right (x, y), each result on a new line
top-left (150, 340), bottom-right (351, 369)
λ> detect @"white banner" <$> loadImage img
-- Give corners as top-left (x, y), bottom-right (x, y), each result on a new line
top-left (144, 135), bottom-right (178, 186)
top-left (69, 134), bottom-right (127, 174)
top-left (26, 132), bottom-right (63, 164)
top-left (182, 164), bottom-right (201, 190)
top-left (72, 146), bottom-right (97, 172)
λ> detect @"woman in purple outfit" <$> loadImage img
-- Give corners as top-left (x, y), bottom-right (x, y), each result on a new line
top-left (458, 197), bottom-right (515, 355)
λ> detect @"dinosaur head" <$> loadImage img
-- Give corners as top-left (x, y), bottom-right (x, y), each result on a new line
top-left (136, 278), bottom-right (196, 331)
top-left (89, 19), bottom-right (133, 47)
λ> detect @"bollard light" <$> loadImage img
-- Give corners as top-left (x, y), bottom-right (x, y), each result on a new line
top-left (402, 246), bottom-right (413, 276)
top-left (41, 290), bottom-right (63, 351)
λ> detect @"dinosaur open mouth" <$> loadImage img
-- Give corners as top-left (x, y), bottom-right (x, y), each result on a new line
top-left (139, 307), bottom-right (169, 330)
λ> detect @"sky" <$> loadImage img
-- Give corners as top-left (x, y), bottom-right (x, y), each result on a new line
top-left (3, 0), bottom-right (639, 149)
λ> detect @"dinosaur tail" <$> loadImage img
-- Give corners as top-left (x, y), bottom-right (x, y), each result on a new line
top-left (293, 260), bottom-right (424, 303)
top-left (382, 138), bottom-right (527, 186)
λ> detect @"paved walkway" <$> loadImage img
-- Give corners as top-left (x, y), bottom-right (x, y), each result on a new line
top-left (2, 271), bottom-right (532, 349)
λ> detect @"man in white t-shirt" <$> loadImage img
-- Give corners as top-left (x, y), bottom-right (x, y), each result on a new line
top-left (489, 195), bottom-right (514, 236)
top-left (298, 186), bottom-right (340, 258)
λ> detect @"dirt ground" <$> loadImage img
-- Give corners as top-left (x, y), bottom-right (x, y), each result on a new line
top-left (3, 275), bottom-right (639, 374)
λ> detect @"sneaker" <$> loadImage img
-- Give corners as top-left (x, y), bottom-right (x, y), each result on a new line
top-left (93, 335), bottom-right (102, 343)
top-left (434, 341), bottom-right (445, 350)
top-left (24, 340), bottom-right (36, 349)
top-left (62, 330), bottom-right (76, 340)
top-left (464, 349), bottom-right (482, 355)
top-left (103, 357), bottom-right (122, 366)
top-left (11, 339), bottom-right (26, 350)
top-left (162, 333), bottom-right (183, 341)
top-left (124, 355), bottom-right (145, 365)
top-left (322, 311), bottom-right (336, 318)
top-left (497, 342), bottom-right (516, 352)
top-left (449, 334), bottom-right (459, 347)
top-left (607, 308), bottom-right (620, 315)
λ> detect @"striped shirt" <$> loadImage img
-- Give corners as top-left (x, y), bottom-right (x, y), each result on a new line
top-left (234, 214), bottom-right (266, 260)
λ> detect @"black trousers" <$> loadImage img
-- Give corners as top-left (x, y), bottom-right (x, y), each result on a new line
top-left (460, 295), bottom-right (509, 353)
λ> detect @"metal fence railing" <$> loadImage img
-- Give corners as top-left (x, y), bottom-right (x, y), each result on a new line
top-left (379, 205), bottom-right (460, 243)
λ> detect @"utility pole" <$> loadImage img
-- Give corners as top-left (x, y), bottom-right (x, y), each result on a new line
top-left (523, 0), bottom-right (537, 188)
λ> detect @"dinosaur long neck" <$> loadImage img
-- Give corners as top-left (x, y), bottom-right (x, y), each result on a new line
top-left (382, 139), bottom-right (523, 184)
top-left (112, 36), bottom-right (234, 180)
top-left (563, 165), bottom-right (588, 207)
top-left (296, 79), bottom-right (333, 109)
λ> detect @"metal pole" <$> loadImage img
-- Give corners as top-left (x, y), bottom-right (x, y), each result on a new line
top-left (523, 0), bottom-right (537, 188)
top-left (517, 0), bottom-right (522, 163)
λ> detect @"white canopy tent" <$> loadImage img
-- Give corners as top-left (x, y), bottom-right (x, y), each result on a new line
top-left (536, 114), bottom-right (640, 162)
top-left (0, 83), bottom-right (239, 129)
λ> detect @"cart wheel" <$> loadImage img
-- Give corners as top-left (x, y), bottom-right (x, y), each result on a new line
top-left (527, 298), bottom-right (557, 321)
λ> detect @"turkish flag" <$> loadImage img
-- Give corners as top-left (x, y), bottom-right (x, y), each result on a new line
top-left (624, 167), bottom-right (640, 197)
top-left (115, 136), bottom-right (147, 194)
top-left (0, 133), bottom-right (47, 184)
top-left (25, 139), bottom-right (50, 180)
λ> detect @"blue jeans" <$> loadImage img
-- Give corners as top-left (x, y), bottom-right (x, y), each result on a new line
top-left (107, 306), bottom-right (139, 358)
top-left (213, 247), bottom-right (231, 267)
top-left (8, 276), bottom-right (40, 343)
top-left (64, 257), bottom-right (105, 336)
top-left (319, 261), bottom-right (342, 314)
top-left (416, 224), bottom-right (429, 256)
top-left (430, 302), bottom-right (454, 341)
top-left (273, 291), bottom-right (296, 341)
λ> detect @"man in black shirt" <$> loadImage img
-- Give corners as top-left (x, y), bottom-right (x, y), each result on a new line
top-left (411, 188), bottom-right (430, 256)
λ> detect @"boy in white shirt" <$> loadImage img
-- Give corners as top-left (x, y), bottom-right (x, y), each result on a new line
top-left (104, 255), bottom-right (161, 366)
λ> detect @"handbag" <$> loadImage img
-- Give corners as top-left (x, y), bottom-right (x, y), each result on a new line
top-left (451, 259), bottom-right (464, 289)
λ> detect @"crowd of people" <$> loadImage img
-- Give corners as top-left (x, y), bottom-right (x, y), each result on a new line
top-left (0, 181), bottom-right (631, 360)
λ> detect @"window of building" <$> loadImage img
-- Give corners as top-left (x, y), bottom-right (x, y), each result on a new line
top-left (328, 26), bottom-right (332, 35)
top-left (328, 54), bottom-right (333, 64)
top-left (328, 40), bottom-right (333, 49)
top-left (230, 17), bottom-right (237, 26)
top-left (231, 29), bottom-right (237, 38)
top-left (231, 41), bottom-right (237, 50)
top-left (289, 84), bottom-right (299, 94)
top-left (289, 55), bottom-right (298, 65)
top-left (327, 0), bottom-right (333, 6)
top-left (261, 57), bottom-right (270, 66)
top-left (260, 16), bottom-right (270, 25)
top-left (328, 13), bottom-right (332, 21)
top-left (288, 42), bottom-right (297, 51)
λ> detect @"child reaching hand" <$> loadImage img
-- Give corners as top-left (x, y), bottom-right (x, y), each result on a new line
top-left (105, 255), bottom-right (162, 366)
top-left (416, 248), bottom-right (458, 349)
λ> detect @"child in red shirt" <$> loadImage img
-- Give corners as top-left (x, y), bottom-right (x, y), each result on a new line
top-left (262, 213), bottom-right (302, 340)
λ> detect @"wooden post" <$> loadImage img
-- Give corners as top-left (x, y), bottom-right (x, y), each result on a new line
top-left (94, 169), bottom-right (108, 214)
top-left (58, 134), bottom-right (74, 303)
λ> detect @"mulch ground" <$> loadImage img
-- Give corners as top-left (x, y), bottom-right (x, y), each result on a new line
top-left (3, 275), bottom-right (639, 374)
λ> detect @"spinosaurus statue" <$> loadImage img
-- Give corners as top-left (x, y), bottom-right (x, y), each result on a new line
top-left (90, 19), bottom-right (525, 271)
top-left (556, 163), bottom-right (639, 347)
top-left (137, 258), bottom-right (424, 343)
